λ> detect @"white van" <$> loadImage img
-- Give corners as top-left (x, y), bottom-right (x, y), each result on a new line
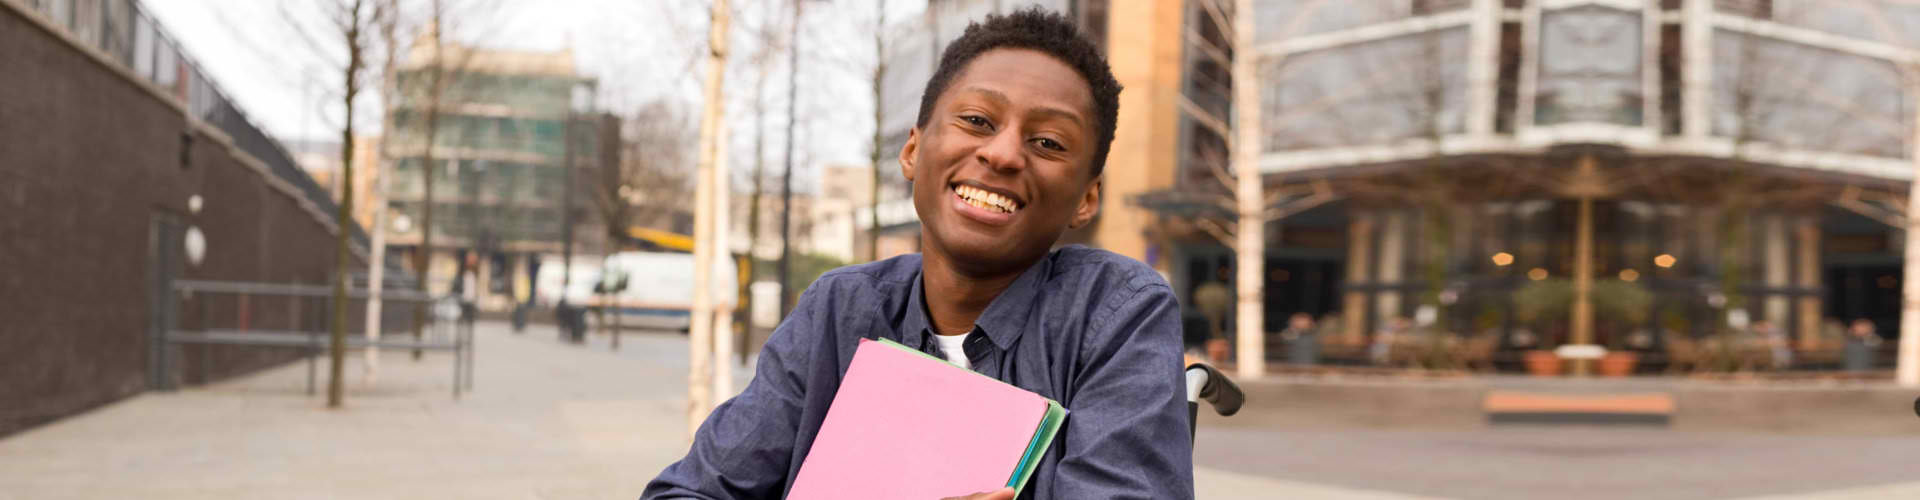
top-left (533, 257), bottom-right (600, 307)
top-left (583, 251), bottom-right (739, 331)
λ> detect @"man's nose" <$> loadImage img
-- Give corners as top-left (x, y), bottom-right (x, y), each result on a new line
top-left (975, 127), bottom-right (1026, 172)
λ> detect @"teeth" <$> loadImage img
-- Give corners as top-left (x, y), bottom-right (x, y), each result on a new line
top-left (956, 185), bottom-right (1017, 214)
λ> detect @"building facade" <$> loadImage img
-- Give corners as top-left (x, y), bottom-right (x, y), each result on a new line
top-left (382, 36), bottom-right (604, 311)
top-left (2, 0), bottom-right (397, 435)
top-left (1136, 0), bottom-right (1918, 368)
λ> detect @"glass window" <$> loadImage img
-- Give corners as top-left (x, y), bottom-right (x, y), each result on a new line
top-left (1715, 0), bottom-right (1772, 19)
top-left (389, 159), bottom-right (423, 198)
top-left (103, 0), bottom-right (131, 65)
top-left (1768, 1), bottom-right (1920, 48)
top-left (1712, 30), bottom-right (1908, 158)
top-left (133, 14), bottom-right (154, 81)
top-left (71, 0), bottom-right (100, 46)
top-left (533, 166), bottom-right (567, 202)
top-left (1887, 3), bottom-right (1920, 45)
top-left (1658, 24), bottom-right (1683, 135)
top-left (1254, 0), bottom-right (1460, 43)
top-left (1535, 6), bottom-right (1643, 127)
top-left (154, 35), bottom-right (178, 88)
top-left (1262, 28), bottom-right (1470, 152)
top-left (48, 0), bottom-right (72, 30)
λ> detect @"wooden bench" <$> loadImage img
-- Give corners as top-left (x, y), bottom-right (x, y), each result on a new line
top-left (1483, 391), bottom-right (1675, 426)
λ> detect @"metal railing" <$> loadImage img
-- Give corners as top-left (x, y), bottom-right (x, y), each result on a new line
top-left (15, 0), bottom-right (371, 249)
top-left (161, 280), bottom-right (473, 399)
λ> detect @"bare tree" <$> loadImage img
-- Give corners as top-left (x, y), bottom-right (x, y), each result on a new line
top-left (741, 0), bottom-right (789, 362)
top-left (596, 101), bottom-right (697, 252)
top-left (1162, 0), bottom-right (1338, 378)
top-left (867, 0), bottom-right (887, 262)
top-left (586, 100), bottom-right (698, 347)
top-left (1851, 2), bottom-right (1920, 386)
top-left (316, 0), bottom-right (385, 409)
top-left (363, 0), bottom-right (404, 382)
top-left (688, 0), bottom-right (733, 436)
top-left (375, 0), bottom-right (505, 357)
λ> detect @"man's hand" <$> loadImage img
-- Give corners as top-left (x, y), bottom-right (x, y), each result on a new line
top-left (941, 487), bottom-right (1015, 500)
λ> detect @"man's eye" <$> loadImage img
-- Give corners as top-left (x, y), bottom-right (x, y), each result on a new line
top-left (1034, 138), bottom-right (1065, 151)
top-left (961, 115), bottom-right (992, 130)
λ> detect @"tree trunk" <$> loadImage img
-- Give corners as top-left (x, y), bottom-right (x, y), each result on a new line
top-left (1231, 0), bottom-right (1265, 380)
top-left (688, 0), bottom-right (731, 437)
top-left (744, 58), bottom-right (768, 365)
top-left (778, 0), bottom-right (803, 321)
top-left (1899, 85), bottom-right (1920, 386)
top-left (365, 0), bottom-right (400, 383)
top-left (868, 0), bottom-right (886, 262)
top-left (412, 0), bottom-right (447, 361)
top-left (365, 139), bottom-right (389, 382)
top-left (713, 122), bottom-right (734, 400)
top-left (328, 0), bottom-right (366, 409)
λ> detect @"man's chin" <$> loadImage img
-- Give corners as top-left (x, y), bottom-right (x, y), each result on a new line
top-left (933, 234), bottom-right (1047, 276)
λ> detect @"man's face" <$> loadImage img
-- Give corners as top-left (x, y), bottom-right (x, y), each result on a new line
top-left (900, 48), bottom-right (1102, 276)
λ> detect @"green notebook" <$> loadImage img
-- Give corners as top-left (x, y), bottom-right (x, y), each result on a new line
top-left (871, 338), bottom-right (1068, 496)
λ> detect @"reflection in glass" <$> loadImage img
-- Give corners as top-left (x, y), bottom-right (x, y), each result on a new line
top-left (1535, 7), bottom-right (1642, 126)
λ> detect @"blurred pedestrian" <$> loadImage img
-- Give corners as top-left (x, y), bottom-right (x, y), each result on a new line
top-left (1280, 312), bottom-right (1318, 365)
top-left (1192, 267), bottom-right (1231, 339)
top-left (1843, 318), bottom-right (1881, 372)
top-left (1753, 320), bottom-right (1792, 370)
top-left (1371, 317), bottom-right (1408, 366)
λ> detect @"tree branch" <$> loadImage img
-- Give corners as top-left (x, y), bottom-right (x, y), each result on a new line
top-left (1194, 216), bottom-right (1237, 247)
top-left (1177, 94), bottom-right (1234, 150)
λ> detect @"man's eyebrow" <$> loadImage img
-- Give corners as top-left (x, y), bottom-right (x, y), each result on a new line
top-left (958, 85), bottom-right (1011, 106)
top-left (957, 85), bottom-right (1086, 129)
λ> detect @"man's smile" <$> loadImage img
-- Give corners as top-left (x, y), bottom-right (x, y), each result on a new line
top-left (949, 181), bottom-right (1025, 225)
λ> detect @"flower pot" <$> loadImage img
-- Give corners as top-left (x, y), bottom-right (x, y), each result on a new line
top-left (1205, 338), bottom-right (1230, 363)
top-left (1598, 351), bottom-right (1639, 377)
top-left (1523, 350), bottom-right (1562, 377)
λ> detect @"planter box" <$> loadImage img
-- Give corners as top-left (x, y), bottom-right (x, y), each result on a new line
top-left (1598, 352), bottom-right (1639, 377)
top-left (1524, 350), bottom-right (1563, 377)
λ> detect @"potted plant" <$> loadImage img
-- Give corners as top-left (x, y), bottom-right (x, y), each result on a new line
top-left (1514, 279), bottom-right (1574, 376)
top-left (1206, 336), bottom-right (1230, 363)
top-left (1523, 349), bottom-right (1563, 376)
top-left (1591, 280), bottom-right (1653, 377)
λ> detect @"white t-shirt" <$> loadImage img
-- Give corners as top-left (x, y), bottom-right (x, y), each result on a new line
top-left (933, 333), bottom-right (970, 370)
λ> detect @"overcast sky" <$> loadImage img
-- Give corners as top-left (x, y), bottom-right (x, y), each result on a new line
top-left (145, 0), bottom-right (928, 178)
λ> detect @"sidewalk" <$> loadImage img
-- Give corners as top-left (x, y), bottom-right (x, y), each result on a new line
top-left (0, 322), bottom-right (700, 499)
top-left (0, 321), bottom-right (1318, 499)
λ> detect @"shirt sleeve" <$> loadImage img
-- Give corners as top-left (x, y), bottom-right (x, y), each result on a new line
top-left (1050, 282), bottom-right (1195, 500)
top-left (642, 292), bottom-right (819, 499)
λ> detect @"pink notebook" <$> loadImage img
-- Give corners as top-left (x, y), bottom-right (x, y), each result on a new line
top-left (786, 338), bottom-right (1066, 499)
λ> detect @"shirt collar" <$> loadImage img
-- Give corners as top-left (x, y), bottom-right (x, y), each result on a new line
top-left (903, 253), bottom-right (1053, 350)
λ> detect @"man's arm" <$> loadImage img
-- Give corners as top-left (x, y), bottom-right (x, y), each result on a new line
top-left (642, 298), bottom-right (818, 499)
top-left (1052, 282), bottom-right (1194, 499)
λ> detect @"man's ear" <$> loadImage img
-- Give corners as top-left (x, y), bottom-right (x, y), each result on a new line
top-left (1069, 176), bottom-right (1101, 229)
top-left (898, 127), bottom-right (921, 182)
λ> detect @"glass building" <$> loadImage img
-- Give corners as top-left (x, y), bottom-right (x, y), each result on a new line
top-left (383, 35), bottom-right (604, 305)
top-left (1147, 0), bottom-right (1919, 369)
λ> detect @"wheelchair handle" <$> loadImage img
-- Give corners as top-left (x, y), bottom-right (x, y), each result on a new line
top-left (1183, 362), bottom-right (1244, 417)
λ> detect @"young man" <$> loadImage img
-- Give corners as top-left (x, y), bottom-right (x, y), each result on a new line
top-left (644, 8), bottom-right (1192, 499)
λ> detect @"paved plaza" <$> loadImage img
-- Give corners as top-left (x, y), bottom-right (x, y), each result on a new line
top-left (3, 321), bottom-right (1918, 499)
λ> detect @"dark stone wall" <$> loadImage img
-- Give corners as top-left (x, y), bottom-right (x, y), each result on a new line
top-left (0, 7), bottom-right (364, 436)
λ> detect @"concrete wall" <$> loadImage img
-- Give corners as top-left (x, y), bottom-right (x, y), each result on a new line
top-left (0, 6), bottom-right (363, 437)
top-left (1093, 0), bottom-right (1183, 270)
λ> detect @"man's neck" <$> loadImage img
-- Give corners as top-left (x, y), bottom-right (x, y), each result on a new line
top-left (920, 250), bottom-right (1024, 337)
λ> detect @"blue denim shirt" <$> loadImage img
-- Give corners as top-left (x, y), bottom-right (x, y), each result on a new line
top-left (643, 246), bottom-right (1194, 499)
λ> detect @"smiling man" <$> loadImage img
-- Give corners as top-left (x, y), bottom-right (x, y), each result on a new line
top-left (643, 8), bottom-right (1192, 500)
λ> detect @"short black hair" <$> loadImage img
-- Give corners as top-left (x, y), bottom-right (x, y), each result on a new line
top-left (914, 7), bottom-right (1122, 177)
